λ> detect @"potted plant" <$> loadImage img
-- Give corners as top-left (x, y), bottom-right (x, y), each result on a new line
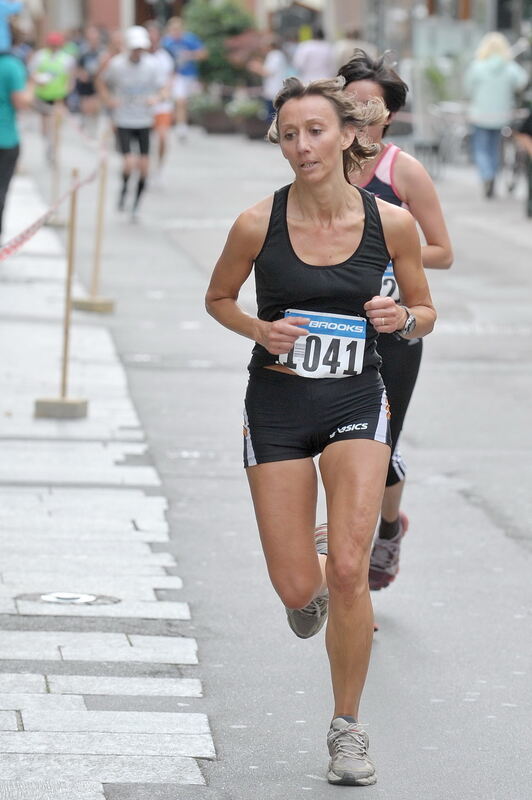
top-left (226, 95), bottom-right (270, 140)
top-left (188, 93), bottom-right (238, 134)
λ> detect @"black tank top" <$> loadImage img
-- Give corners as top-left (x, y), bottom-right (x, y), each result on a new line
top-left (364, 174), bottom-right (402, 206)
top-left (248, 183), bottom-right (391, 372)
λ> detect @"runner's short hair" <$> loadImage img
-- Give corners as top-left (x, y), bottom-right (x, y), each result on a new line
top-left (268, 76), bottom-right (387, 181)
top-left (337, 49), bottom-right (408, 114)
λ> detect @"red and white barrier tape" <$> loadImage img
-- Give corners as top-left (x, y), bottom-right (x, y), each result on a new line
top-left (0, 155), bottom-right (104, 262)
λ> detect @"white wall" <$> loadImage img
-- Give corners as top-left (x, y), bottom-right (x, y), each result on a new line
top-left (120, 0), bottom-right (134, 28)
top-left (48, 0), bottom-right (83, 29)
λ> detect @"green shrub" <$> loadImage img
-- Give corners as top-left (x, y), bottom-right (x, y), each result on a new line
top-left (188, 93), bottom-right (225, 115)
top-left (184, 0), bottom-right (256, 87)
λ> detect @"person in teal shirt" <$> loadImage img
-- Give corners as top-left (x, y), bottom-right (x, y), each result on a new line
top-left (0, 1), bottom-right (23, 53)
top-left (0, 51), bottom-right (30, 242)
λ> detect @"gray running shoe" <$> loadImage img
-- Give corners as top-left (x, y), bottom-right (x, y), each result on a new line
top-left (285, 525), bottom-right (328, 639)
top-left (286, 593), bottom-right (328, 639)
top-left (327, 717), bottom-right (376, 786)
top-left (369, 511), bottom-right (409, 591)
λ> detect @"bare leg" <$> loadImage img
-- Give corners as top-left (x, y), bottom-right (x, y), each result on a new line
top-left (380, 479), bottom-right (404, 522)
top-left (246, 458), bottom-right (326, 609)
top-left (319, 439), bottom-right (389, 718)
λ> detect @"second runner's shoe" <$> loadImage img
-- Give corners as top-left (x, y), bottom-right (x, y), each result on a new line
top-left (368, 511), bottom-right (409, 591)
top-left (286, 524), bottom-right (328, 639)
top-left (327, 717), bottom-right (376, 786)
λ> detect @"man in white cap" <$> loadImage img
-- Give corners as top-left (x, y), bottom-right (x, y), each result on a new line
top-left (97, 25), bottom-right (164, 220)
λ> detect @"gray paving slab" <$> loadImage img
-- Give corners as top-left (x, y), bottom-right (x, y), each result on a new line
top-left (0, 781), bottom-right (105, 800)
top-left (16, 601), bottom-right (191, 620)
top-left (0, 731), bottom-right (215, 758)
top-left (0, 694), bottom-right (86, 711)
top-left (102, 785), bottom-right (205, 800)
top-left (0, 632), bottom-right (128, 648)
top-left (21, 710), bottom-right (210, 735)
top-left (0, 253), bottom-right (68, 280)
top-left (47, 675), bottom-right (201, 697)
top-left (0, 554), bottom-right (174, 570)
top-left (1, 574), bottom-right (183, 595)
top-left (1, 541), bottom-right (155, 556)
top-left (84, 696), bottom-right (198, 713)
top-left (0, 632), bottom-right (197, 665)
top-left (0, 527), bottom-right (169, 543)
top-left (0, 674), bottom-right (46, 693)
top-left (0, 754), bottom-right (205, 783)
top-left (0, 441), bottom-right (159, 487)
top-left (0, 712), bottom-right (17, 730)
top-left (58, 641), bottom-right (198, 665)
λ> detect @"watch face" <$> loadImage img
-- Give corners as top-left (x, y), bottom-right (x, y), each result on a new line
top-left (404, 314), bottom-right (416, 334)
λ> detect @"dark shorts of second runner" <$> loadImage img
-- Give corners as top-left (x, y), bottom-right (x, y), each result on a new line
top-left (243, 366), bottom-right (391, 467)
top-left (378, 332), bottom-right (423, 487)
top-left (115, 127), bottom-right (151, 156)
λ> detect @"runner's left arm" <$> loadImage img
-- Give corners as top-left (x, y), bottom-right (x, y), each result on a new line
top-left (395, 152), bottom-right (453, 270)
top-left (365, 205), bottom-right (436, 338)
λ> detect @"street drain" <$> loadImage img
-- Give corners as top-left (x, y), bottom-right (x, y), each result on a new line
top-left (16, 592), bottom-right (121, 605)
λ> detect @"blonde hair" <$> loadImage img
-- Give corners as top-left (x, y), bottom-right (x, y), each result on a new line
top-left (475, 32), bottom-right (511, 61)
top-left (268, 76), bottom-right (387, 181)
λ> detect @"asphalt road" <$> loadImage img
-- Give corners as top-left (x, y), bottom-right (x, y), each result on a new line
top-left (26, 115), bottom-right (532, 800)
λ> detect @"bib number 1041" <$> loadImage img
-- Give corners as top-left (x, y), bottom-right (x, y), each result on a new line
top-left (278, 309), bottom-right (366, 379)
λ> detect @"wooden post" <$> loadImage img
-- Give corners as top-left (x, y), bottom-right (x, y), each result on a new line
top-left (35, 169), bottom-right (88, 419)
top-left (47, 105), bottom-right (66, 228)
top-left (60, 168), bottom-right (78, 398)
top-left (72, 155), bottom-right (115, 313)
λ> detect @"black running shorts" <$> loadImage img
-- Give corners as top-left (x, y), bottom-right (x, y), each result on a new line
top-left (378, 333), bottom-right (423, 486)
top-left (243, 367), bottom-right (391, 467)
top-left (115, 127), bottom-right (151, 156)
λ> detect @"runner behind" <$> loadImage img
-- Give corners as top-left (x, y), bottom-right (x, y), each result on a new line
top-left (338, 49), bottom-right (453, 591)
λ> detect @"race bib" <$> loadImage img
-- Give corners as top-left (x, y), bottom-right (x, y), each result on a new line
top-left (278, 309), bottom-right (366, 379)
top-left (380, 260), bottom-right (400, 302)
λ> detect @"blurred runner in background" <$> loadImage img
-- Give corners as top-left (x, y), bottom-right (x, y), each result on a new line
top-left (162, 16), bottom-right (207, 142)
top-left (97, 25), bottom-right (163, 221)
top-left (145, 20), bottom-right (174, 185)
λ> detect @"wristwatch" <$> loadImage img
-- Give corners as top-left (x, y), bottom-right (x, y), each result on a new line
top-left (397, 305), bottom-right (416, 337)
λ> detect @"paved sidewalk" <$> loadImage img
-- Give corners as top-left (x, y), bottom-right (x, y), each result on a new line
top-left (0, 175), bottom-right (215, 797)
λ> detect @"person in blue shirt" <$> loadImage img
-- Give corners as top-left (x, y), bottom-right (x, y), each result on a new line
top-left (162, 15), bottom-right (206, 141)
top-left (0, 0), bottom-right (23, 53)
top-left (0, 50), bottom-right (31, 242)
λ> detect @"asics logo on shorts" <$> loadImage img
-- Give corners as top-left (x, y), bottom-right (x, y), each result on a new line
top-left (329, 422), bottom-right (368, 438)
top-left (309, 321), bottom-right (365, 333)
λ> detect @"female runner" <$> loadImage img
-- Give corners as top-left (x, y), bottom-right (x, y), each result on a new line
top-left (205, 77), bottom-right (436, 785)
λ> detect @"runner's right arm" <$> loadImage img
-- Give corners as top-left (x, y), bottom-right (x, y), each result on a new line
top-left (205, 201), bottom-right (309, 355)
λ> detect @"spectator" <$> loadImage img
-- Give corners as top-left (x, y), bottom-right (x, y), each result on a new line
top-left (464, 32), bottom-right (528, 198)
top-left (76, 25), bottom-right (104, 136)
top-left (514, 107), bottom-right (532, 217)
top-left (248, 34), bottom-right (289, 120)
top-left (162, 16), bottom-right (207, 141)
top-left (0, 1), bottom-right (23, 53)
top-left (0, 49), bottom-right (32, 243)
top-left (293, 27), bottom-right (335, 83)
top-left (334, 28), bottom-right (377, 72)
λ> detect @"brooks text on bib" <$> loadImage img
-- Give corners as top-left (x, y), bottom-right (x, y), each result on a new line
top-left (278, 309), bottom-right (367, 379)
